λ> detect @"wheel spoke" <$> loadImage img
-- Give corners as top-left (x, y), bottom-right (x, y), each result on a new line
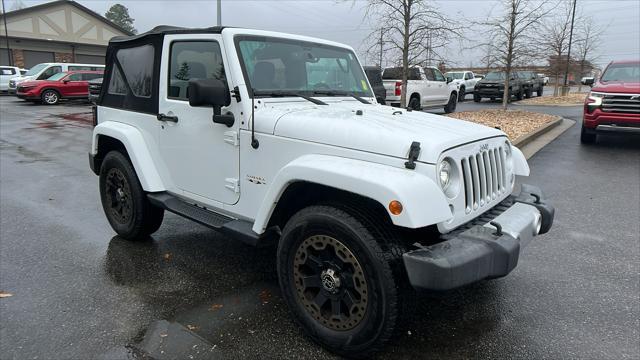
top-left (302, 275), bottom-right (321, 288)
top-left (313, 291), bottom-right (328, 308)
top-left (331, 299), bottom-right (341, 317)
top-left (305, 254), bottom-right (323, 271)
top-left (342, 290), bottom-right (355, 310)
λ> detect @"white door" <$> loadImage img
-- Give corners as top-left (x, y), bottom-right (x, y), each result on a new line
top-left (431, 68), bottom-right (449, 104)
top-left (421, 68), bottom-right (440, 106)
top-left (157, 35), bottom-right (241, 205)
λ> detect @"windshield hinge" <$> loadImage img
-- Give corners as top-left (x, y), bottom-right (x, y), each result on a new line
top-left (232, 86), bottom-right (241, 102)
top-left (225, 178), bottom-right (240, 193)
top-left (224, 130), bottom-right (239, 146)
top-left (404, 141), bottom-right (421, 170)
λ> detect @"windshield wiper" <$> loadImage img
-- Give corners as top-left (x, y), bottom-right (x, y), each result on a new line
top-left (312, 90), bottom-right (371, 104)
top-left (253, 90), bottom-right (327, 105)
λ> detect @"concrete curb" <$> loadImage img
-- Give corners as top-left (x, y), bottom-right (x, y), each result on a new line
top-left (514, 102), bottom-right (583, 107)
top-left (513, 116), bottom-right (563, 148)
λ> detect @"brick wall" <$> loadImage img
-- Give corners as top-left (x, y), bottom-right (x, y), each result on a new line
top-left (11, 49), bottom-right (24, 68)
top-left (54, 52), bottom-right (74, 63)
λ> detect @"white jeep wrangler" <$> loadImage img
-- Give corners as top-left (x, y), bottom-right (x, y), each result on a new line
top-left (89, 26), bottom-right (554, 358)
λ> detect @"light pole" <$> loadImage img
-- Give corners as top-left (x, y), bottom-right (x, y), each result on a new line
top-left (217, 0), bottom-right (221, 26)
top-left (2, 0), bottom-right (13, 66)
top-left (562, 0), bottom-right (577, 96)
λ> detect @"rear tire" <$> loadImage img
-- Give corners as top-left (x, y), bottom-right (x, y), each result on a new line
top-left (41, 89), bottom-right (60, 105)
top-left (99, 151), bottom-right (164, 240)
top-left (444, 92), bottom-right (457, 113)
top-left (473, 94), bottom-right (481, 102)
top-left (580, 125), bottom-right (597, 144)
top-left (277, 205), bottom-right (405, 359)
top-left (408, 96), bottom-right (421, 111)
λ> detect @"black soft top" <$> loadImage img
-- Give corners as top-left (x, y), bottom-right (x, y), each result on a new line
top-left (109, 25), bottom-right (228, 44)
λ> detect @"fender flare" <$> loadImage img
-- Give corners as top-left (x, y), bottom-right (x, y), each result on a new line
top-left (252, 154), bottom-right (451, 234)
top-left (511, 145), bottom-right (530, 176)
top-left (91, 122), bottom-right (165, 191)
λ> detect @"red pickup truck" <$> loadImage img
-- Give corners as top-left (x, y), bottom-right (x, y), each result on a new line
top-left (581, 60), bottom-right (640, 143)
top-left (16, 70), bottom-right (103, 105)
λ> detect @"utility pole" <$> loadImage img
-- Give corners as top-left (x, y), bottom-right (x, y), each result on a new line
top-left (562, 0), bottom-right (577, 95)
top-left (216, 0), bottom-right (221, 26)
top-left (2, 0), bottom-right (13, 66)
top-left (378, 28), bottom-right (383, 68)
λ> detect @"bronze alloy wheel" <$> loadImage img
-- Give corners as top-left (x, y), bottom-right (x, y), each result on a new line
top-left (104, 167), bottom-right (133, 225)
top-left (293, 235), bottom-right (369, 331)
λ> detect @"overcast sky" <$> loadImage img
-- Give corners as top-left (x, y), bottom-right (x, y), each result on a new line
top-left (5, 0), bottom-right (639, 69)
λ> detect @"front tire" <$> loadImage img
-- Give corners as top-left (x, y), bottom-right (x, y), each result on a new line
top-left (41, 89), bottom-right (60, 105)
top-left (277, 205), bottom-right (404, 358)
top-left (473, 94), bottom-right (481, 102)
top-left (99, 151), bottom-right (164, 240)
top-left (537, 86), bottom-right (543, 97)
top-left (458, 86), bottom-right (466, 102)
top-left (580, 125), bottom-right (596, 144)
top-left (516, 89), bottom-right (524, 100)
top-left (444, 92), bottom-right (458, 113)
top-left (525, 88), bottom-right (533, 98)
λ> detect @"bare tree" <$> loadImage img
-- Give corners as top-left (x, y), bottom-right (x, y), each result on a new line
top-left (362, 0), bottom-right (460, 107)
top-left (541, 1), bottom-right (577, 95)
top-left (478, 0), bottom-right (552, 109)
top-left (574, 18), bottom-right (603, 92)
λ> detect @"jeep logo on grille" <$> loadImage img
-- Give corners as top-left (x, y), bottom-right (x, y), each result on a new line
top-left (479, 143), bottom-right (489, 152)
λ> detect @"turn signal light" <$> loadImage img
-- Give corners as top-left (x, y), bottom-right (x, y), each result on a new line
top-left (389, 200), bottom-right (403, 215)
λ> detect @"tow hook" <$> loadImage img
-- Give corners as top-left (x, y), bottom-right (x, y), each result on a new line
top-left (490, 221), bottom-right (503, 236)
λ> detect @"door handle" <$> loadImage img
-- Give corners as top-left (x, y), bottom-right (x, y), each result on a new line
top-left (157, 113), bottom-right (178, 123)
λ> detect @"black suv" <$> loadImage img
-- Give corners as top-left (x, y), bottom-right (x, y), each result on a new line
top-left (474, 71), bottom-right (524, 102)
top-left (517, 71), bottom-right (544, 98)
top-left (364, 66), bottom-right (386, 105)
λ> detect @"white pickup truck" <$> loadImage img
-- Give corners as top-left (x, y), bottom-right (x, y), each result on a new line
top-left (382, 66), bottom-right (459, 113)
top-left (444, 70), bottom-right (478, 102)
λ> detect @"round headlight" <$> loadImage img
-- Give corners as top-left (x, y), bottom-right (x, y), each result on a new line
top-left (439, 160), bottom-right (452, 189)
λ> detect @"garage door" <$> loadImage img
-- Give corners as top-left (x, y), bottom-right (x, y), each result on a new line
top-left (75, 54), bottom-right (104, 64)
top-left (23, 50), bottom-right (55, 68)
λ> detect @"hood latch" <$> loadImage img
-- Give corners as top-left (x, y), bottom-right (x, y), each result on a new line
top-left (404, 141), bottom-right (421, 170)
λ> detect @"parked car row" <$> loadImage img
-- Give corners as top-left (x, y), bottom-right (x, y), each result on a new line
top-left (1, 62), bottom-right (105, 105)
top-left (473, 70), bottom-right (545, 102)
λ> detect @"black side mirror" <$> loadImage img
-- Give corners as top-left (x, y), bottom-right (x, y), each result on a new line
top-left (63, 80), bottom-right (70, 84)
top-left (188, 79), bottom-right (234, 127)
top-left (446, 77), bottom-right (453, 84)
top-left (582, 78), bottom-right (595, 86)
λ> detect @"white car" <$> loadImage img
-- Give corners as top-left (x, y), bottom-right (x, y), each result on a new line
top-left (382, 65), bottom-right (460, 112)
top-left (444, 70), bottom-right (479, 102)
top-left (89, 25), bottom-right (555, 358)
top-left (0, 66), bottom-right (26, 92)
top-left (7, 62), bottom-right (104, 94)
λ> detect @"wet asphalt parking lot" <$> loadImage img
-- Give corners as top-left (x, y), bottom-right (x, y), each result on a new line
top-left (0, 94), bottom-right (639, 359)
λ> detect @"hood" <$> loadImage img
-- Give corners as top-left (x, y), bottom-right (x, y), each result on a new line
top-left (592, 81), bottom-right (640, 94)
top-left (257, 100), bottom-right (504, 164)
top-left (477, 79), bottom-right (503, 85)
top-left (18, 80), bottom-right (50, 87)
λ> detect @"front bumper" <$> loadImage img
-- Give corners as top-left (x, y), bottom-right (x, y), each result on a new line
top-left (403, 184), bottom-right (554, 291)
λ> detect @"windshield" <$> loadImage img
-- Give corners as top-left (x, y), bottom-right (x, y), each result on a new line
top-left (601, 63), bottom-right (640, 82)
top-left (484, 72), bottom-right (506, 80)
top-left (237, 36), bottom-right (373, 97)
top-left (445, 72), bottom-right (464, 79)
top-left (46, 72), bottom-right (68, 81)
top-left (24, 63), bottom-right (49, 76)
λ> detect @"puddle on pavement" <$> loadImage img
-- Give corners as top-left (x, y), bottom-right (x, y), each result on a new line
top-left (0, 138), bottom-right (52, 163)
top-left (27, 111), bottom-right (94, 130)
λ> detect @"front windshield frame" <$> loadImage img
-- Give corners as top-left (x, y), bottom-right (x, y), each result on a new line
top-left (484, 72), bottom-right (506, 80)
top-left (24, 63), bottom-right (49, 76)
top-left (445, 72), bottom-right (464, 80)
top-left (600, 63), bottom-right (640, 83)
top-left (234, 35), bottom-right (374, 99)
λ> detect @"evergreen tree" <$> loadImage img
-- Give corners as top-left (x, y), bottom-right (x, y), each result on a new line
top-left (105, 4), bottom-right (137, 34)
